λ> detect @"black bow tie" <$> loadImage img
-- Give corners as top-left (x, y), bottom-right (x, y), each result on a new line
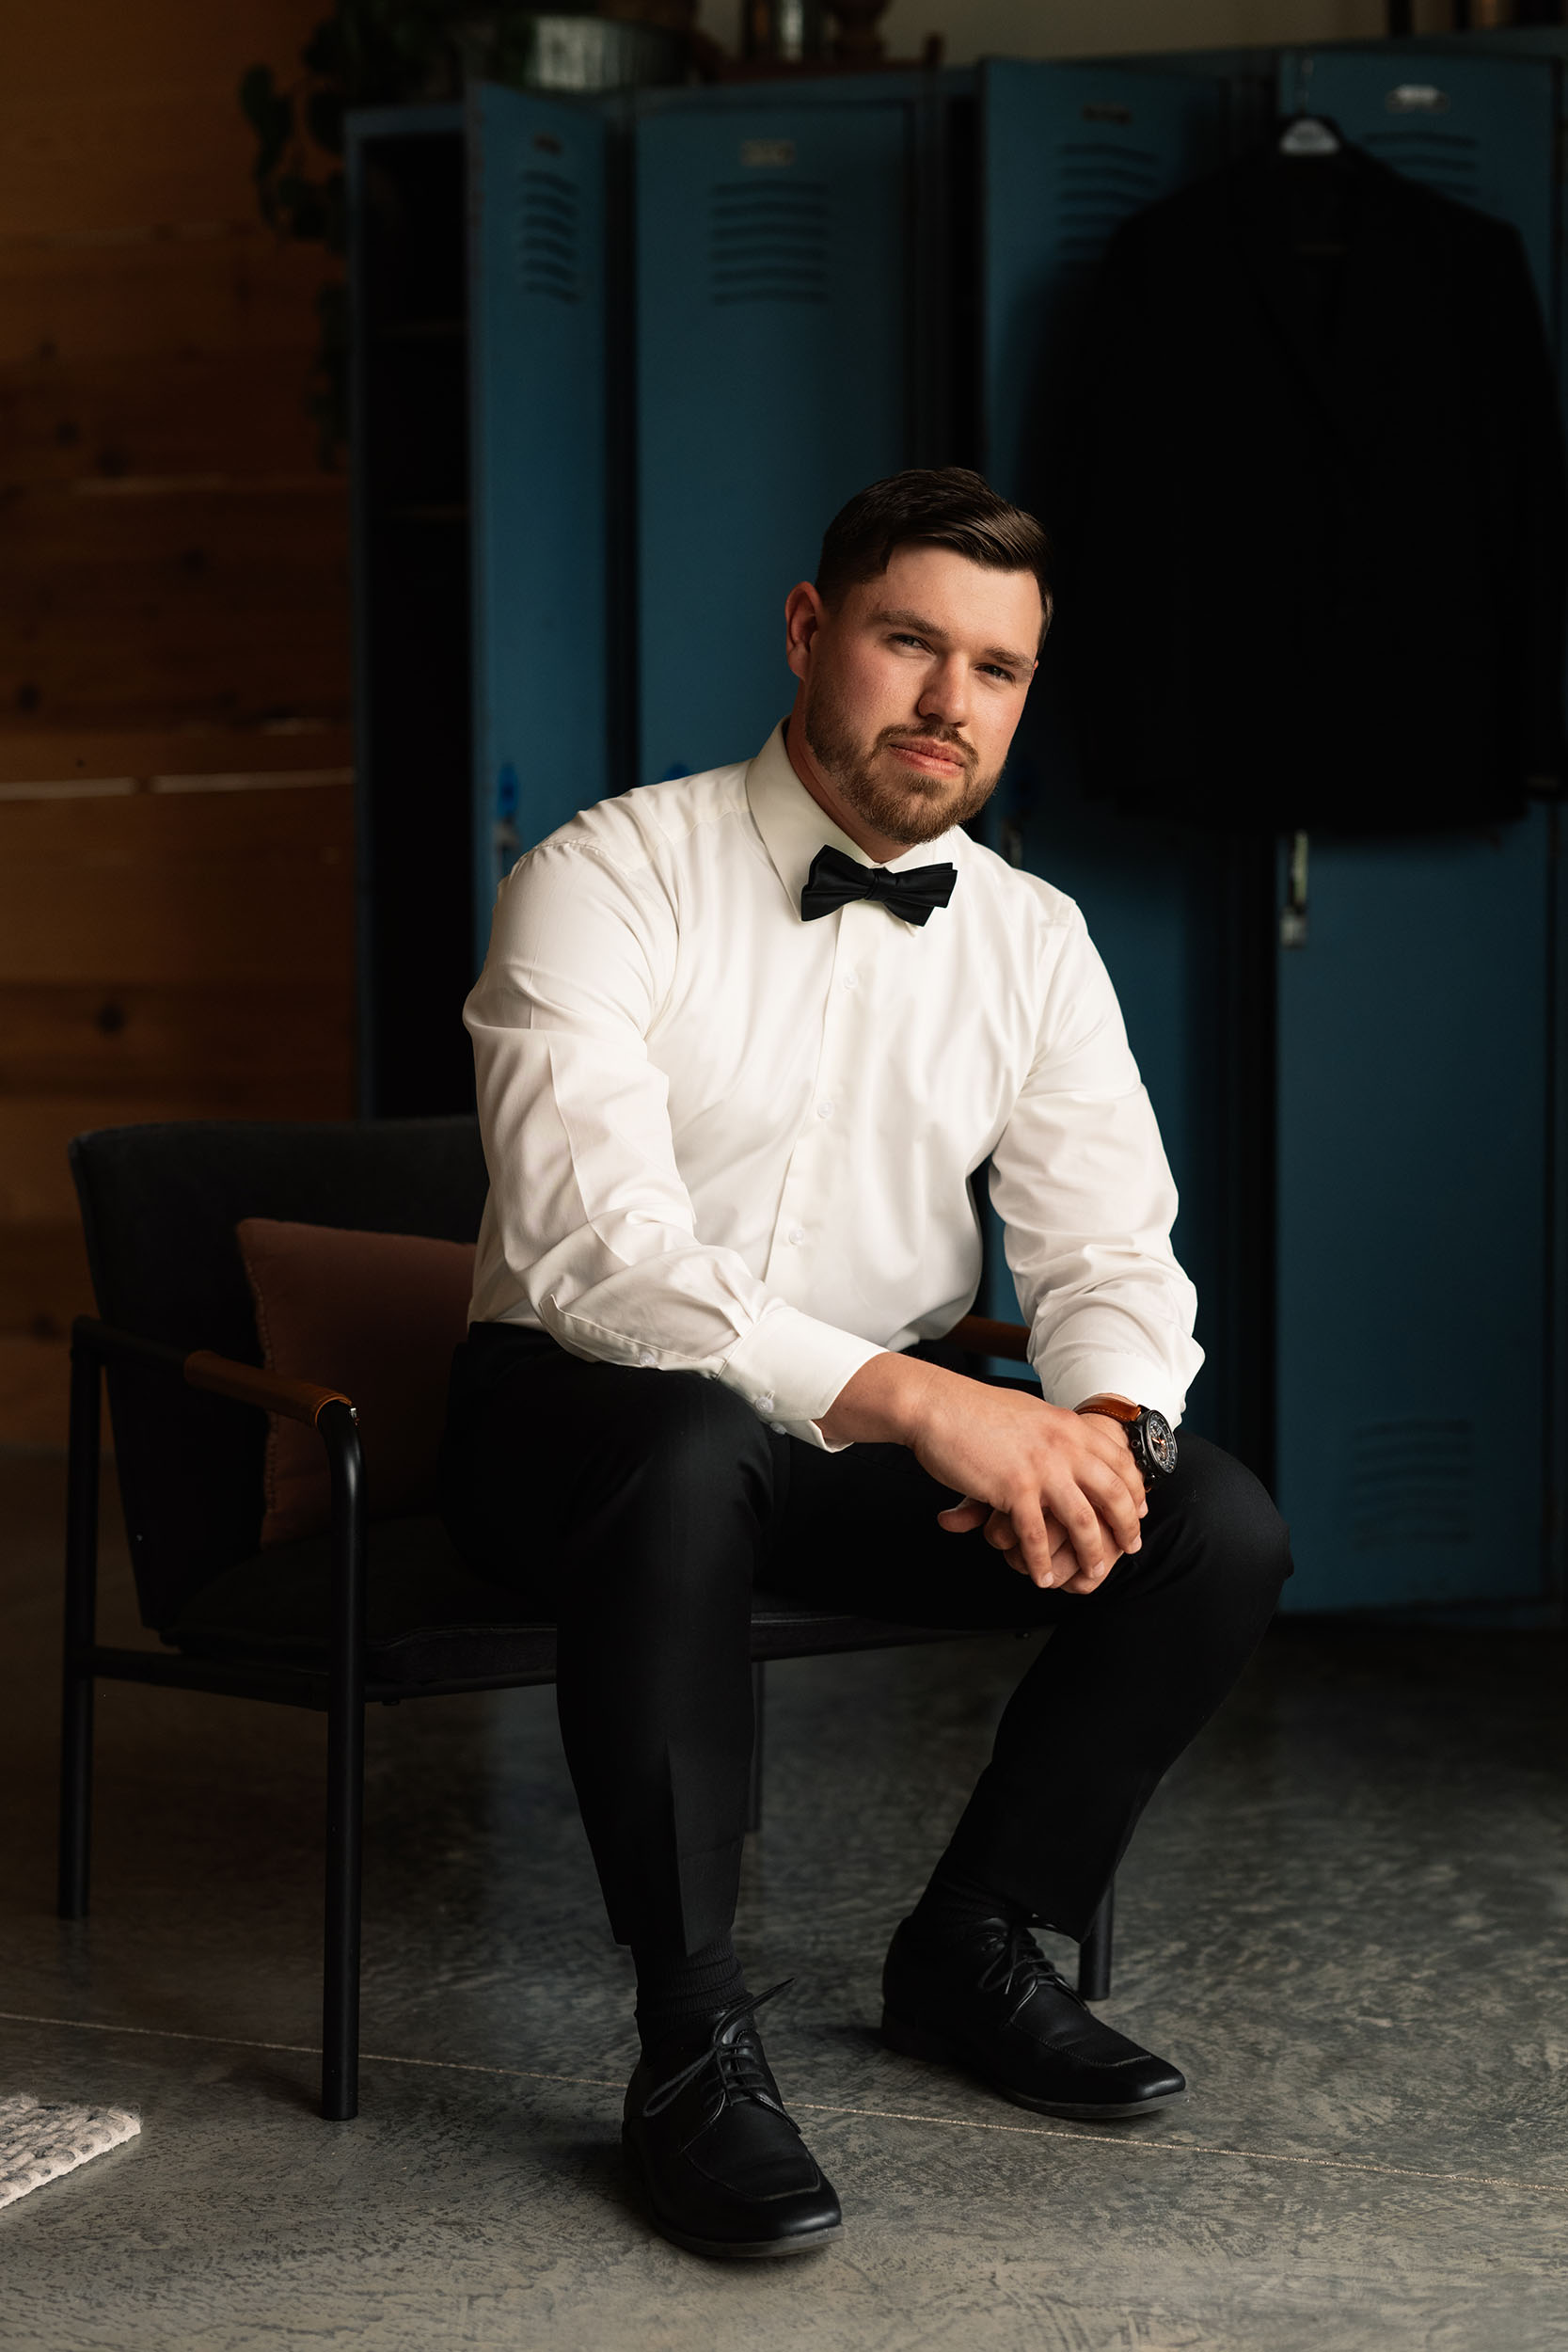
top-left (800, 844), bottom-right (958, 927)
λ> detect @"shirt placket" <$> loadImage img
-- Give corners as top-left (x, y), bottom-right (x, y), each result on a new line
top-left (760, 898), bottom-right (881, 1322)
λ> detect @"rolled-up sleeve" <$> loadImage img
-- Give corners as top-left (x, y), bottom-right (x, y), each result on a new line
top-left (989, 914), bottom-right (1203, 1423)
top-left (466, 838), bottom-right (880, 1446)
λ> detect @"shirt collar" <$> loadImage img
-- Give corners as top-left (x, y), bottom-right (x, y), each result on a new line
top-left (744, 719), bottom-right (967, 917)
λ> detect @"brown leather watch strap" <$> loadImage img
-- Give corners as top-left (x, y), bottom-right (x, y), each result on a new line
top-left (1074, 1393), bottom-right (1140, 1422)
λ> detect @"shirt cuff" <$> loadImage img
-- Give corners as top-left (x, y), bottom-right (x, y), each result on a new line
top-left (721, 1306), bottom-right (885, 1451)
top-left (1033, 1349), bottom-right (1189, 1428)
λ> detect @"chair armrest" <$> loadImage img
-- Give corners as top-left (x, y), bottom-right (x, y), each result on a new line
top-left (185, 1351), bottom-right (355, 1428)
top-left (71, 1318), bottom-right (368, 1772)
top-left (948, 1313), bottom-right (1031, 1363)
top-left (73, 1316), bottom-right (356, 1427)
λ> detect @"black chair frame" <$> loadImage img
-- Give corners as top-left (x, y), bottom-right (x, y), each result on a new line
top-left (58, 1309), bottom-right (1115, 2122)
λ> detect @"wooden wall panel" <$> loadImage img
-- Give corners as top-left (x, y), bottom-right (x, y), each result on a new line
top-left (0, 95), bottom-right (298, 238)
top-left (0, 726), bottom-right (351, 786)
top-left (0, 1223), bottom-right (91, 1341)
top-left (0, 782), bottom-right (356, 1354)
top-left (8, 1), bottom-right (331, 98)
top-left (0, 1340), bottom-right (74, 1448)
top-left (0, 771), bottom-right (354, 867)
top-left (0, 977), bottom-right (354, 1099)
top-left (3, 486), bottom-right (350, 732)
top-left (1, 3), bottom-right (330, 232)
top-left (6, 350), bottom-right (326, 486)
top-left (1, 1), bottom-right (360, 1444)
top-left (0, 232), bottom-right (332, 369)
top-left (0, 784), bottom-right (355, 986)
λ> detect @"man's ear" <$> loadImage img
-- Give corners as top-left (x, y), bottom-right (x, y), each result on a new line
top-left (784, 580), bottom-right (826, 683)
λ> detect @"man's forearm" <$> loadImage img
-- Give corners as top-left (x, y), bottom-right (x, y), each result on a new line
top-left (819, 1353), bottom-right (1140, 1450)
top-left (816, 1349), bottom-right (961, 1448)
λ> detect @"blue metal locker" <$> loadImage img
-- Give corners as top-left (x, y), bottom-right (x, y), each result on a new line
top-left (982, 61), bottom-right (1225, 515)
top-left (635, 98), bottom-right (911, 787)
top-left (1282, 47), bottom-right (1557, 326)
top-left (979, 62), bottom-right (1233, 1429)
top-left (1274, 50), bottom-right (1560, 1611)
top-left (467, 84), bottom-right (608, 963)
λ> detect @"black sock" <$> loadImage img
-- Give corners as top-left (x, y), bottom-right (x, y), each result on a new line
top-left (908, 1862), bottom-right (1029, 1951)
top-left (633, 1933), bottom-right (749, 2060)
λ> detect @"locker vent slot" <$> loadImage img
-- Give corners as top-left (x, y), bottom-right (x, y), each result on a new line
top-left (518, 167), bottom-right (580, 302)
top-left (1348, 1418), bottom-right (1474, 1549)
top-left (1054, 140), bottom-right (1164, 270)
top-left (1359, 132), bottom-right (1481, 209)
top-left (709, 179), bottom-right (830, 305)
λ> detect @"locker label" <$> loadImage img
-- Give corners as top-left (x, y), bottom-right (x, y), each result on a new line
top-left (1386, 85), bottom-right (1449, 113)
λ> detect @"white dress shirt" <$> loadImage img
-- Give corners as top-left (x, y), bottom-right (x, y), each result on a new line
top-left (465, 722), bottom-right (1202, 1449)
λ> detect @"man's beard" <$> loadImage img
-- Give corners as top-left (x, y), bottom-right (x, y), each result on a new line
top-left (803, 676), bottom-right (1002, 848)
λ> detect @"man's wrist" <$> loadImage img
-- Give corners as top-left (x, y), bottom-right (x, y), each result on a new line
top-left (1075, 1391), bottom-right (1180, 1485)
top-left (816, 1350), bottom-right (952, 1448)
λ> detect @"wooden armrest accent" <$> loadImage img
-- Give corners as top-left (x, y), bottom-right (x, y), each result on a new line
top-left (184, 1349), bottom-right (356, 1428)
top-left (948, 1313), bottom-right (1031, 1363)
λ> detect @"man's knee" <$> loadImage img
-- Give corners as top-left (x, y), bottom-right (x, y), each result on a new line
top-left (565, 1369), bottom-right (778, 1589)
top-left (1163, 1435), bottom-right (1292, 1604)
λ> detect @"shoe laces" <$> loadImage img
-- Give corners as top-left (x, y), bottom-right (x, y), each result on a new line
top-left (641, 1979), bottom-right (794, 2122)
top-left (976, 1920), bottom-right (1084, 2012)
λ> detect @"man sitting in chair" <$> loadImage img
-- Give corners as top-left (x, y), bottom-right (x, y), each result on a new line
top-left (441, 468), bottom-right (1291, 2259)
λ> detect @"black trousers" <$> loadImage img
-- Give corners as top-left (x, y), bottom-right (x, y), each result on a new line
top-left (440, 1325), bottom-right (1291, 1957)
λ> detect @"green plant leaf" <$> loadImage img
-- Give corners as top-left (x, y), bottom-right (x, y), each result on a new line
top-left (238, 63), bottom-right (294, 184)
top-left (243, 0), bottom-right (483, 464)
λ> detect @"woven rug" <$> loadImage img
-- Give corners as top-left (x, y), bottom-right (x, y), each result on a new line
top-left (0, 2093), bottom-right (140, 2210)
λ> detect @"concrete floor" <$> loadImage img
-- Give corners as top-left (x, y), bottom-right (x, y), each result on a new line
top-left (2, 1447), bottom-right (1567, 2351)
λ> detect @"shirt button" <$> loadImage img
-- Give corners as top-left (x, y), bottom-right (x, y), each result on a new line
top-left (816, 1100), bottom-right (834, 1120)
top-left (841, 971), bottom-right (860, 992)
top-left (769, 1422), bottom-right (787, 1437)
top-left (787, 1225), bottom-right (806, 1246)
top-left (638, 1350), bottom-right (656, 1368)
top-left (756, 1392), bottom-right (775, 1414)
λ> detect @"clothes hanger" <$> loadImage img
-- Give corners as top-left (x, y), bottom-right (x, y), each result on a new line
top-left (1277, 55), bottom-right (1341, 156)
top-left (1279, 117), bottom-right (1342, 157)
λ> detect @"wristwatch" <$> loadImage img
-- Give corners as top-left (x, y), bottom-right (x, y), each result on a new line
top-left (1075, 1394), bottom-right (1179, 1486)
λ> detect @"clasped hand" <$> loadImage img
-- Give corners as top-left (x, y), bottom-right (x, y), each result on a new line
top-left (817, 1357), bottom-right (1147, 1592)
top-left (920, 1387), bottom-right (1146, 1592)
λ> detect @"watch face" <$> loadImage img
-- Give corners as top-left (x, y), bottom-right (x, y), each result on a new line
top-left (1142, 1408), bottom-right (1178, 1476)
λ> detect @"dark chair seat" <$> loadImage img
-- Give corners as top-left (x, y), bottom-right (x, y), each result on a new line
top-left (165, 1515), bottom-right (960, 1692)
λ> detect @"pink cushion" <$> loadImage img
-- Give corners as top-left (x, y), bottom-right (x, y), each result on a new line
top-left (235, 1218), bottom-right (477, 1547)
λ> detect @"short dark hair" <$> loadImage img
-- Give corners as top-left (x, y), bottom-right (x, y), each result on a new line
top-left (816, 467), bottom-right (1053, 630)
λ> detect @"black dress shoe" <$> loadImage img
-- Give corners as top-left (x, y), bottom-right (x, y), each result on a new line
top-left (882, 1916), bottom-right (1185, 2121)
top-left (623, 1984), bottom-right (843, 2259)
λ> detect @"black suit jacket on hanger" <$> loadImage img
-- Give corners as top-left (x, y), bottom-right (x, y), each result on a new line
top-left (1052, 138), bottom-right (1567, 834)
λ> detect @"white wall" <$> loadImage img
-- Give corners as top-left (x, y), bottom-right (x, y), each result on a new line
top-left (695, 0), bottom-right (1393, 63)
